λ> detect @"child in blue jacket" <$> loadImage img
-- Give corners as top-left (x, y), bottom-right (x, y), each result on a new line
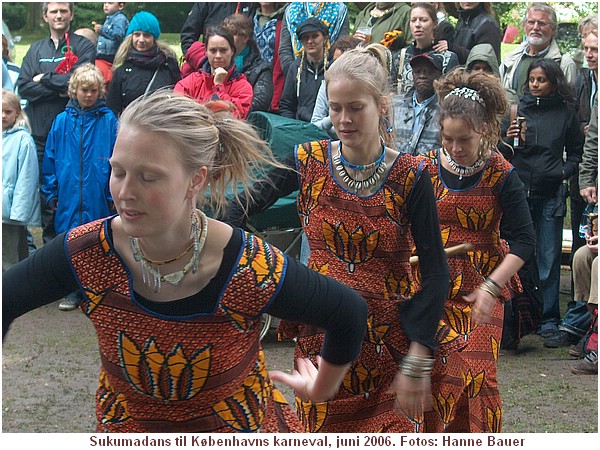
top-left (42, 64), bottom-right (118, 310)
top-left (93, 2), bottom-right (129, 85)
top-left (2, 89), bottom-right (40, 271)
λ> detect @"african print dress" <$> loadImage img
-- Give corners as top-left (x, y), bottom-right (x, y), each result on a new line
top-left (419, 149), bottom-right (521, 432)
top-left (279, 139), bottom-right (425, 433)
top-left (66, 218), bottom-right (302, 433)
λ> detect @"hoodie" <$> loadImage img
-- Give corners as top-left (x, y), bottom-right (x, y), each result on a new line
top-left (466, 43), bottom-right (518, 105)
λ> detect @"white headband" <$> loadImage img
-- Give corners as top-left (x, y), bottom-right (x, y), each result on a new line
top-left (445, 86), bottom-right (486, 107)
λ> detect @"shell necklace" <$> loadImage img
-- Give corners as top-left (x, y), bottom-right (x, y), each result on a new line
top-left (129, 209), bottom-right (208, 293)
top-left (442, 147), bottom-right (484, 180)
top-left (333, 142), bottom-right (387, 193)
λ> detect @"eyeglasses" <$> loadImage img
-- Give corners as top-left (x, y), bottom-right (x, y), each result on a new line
top-left (526, 20), bottom-right (550, 28)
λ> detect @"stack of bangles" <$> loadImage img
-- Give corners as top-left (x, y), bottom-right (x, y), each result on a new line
top-left (399, 354), bottom-right (435, 378)
top-left (479, 277), bottom-right (502, 298)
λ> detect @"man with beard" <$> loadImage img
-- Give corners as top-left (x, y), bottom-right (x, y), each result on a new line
top-left (499, 2), bottom-right (577, 95)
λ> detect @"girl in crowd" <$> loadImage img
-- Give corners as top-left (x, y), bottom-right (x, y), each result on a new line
top-left (223, 43), bottom-right (450, 432)
top-left (107, 11), bottom-right (181, 116)
top-left (2, 90), bottom-right (368, 433)
top-left (222, 13), bottom-right (273, 113)
top-left (394, 3), bottom-right (459, 94)
top-left (175, 26), bottom-right (253, 120)
top-left (278, 1), bottom-right (349, 76)
top-left (418, 69), bottom-right (535, 431)
top-left (503, 59), bottom-right (584, 339)
top-left (2, 89), bottom-right (40, 271)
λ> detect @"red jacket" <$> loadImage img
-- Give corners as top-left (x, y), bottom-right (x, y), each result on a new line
top-left (174, 62), bottom-right (253, 119)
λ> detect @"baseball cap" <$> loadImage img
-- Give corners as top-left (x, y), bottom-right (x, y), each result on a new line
top-left (296, 17), bottom-right (329, 39)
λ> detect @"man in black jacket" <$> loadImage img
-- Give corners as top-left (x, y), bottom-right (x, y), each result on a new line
top-left (17, 2), bottom-right (96, 243)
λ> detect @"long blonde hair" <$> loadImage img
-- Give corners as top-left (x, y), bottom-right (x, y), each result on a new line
top-left (118, 89), bottom-right (286, 216)
top-left (112, 35), bottom-right (177, 70)
top-left (2, 89), bottom-right (31, 131)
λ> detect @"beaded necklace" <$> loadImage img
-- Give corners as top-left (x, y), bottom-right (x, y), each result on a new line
top-left (332, 142), bottom-right (387, 193)
top-left (442, 147), bottom-right (484, 180)
top-left (129, 209), bottom-right (208, 293)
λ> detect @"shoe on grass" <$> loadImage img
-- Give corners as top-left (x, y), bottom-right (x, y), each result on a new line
top-left (543, 330), bottom-right (580, 348)
top-left (571, 351), bottom-right (598, 375)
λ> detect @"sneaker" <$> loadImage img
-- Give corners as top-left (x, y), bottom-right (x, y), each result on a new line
top-left (58, 296), bottom-right (81, 311)
top-left (571, 351), bottom-right (598, 375)
top-left (543, 330), bottom-right (580, 348)
top-left (569, 338), bottom-right (585, 358)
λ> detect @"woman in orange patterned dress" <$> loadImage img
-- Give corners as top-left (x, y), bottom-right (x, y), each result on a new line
top-left (225, 43), bottom-right (451, 432)
top-left (2, 90), bottom-right (369, 433)
top-left (417, 69), bottom-right (535, 432)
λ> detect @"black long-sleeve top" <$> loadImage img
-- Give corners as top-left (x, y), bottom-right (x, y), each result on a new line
top-left (2, 225), bottom-right (367, 366)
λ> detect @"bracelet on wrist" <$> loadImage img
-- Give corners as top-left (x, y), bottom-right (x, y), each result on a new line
top-left (399, 354), bottom-right (434, 378)
top-left (480, 278), bottom-right (501, 297)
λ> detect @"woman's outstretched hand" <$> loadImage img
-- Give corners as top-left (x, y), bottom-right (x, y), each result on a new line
top-left (270, 356), bottom-right (349, 403)
top-left (270, 356), bottom-right (322, 402)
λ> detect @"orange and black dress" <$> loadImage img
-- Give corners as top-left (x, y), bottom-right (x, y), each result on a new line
top-left (278, 140), bottom-right (449, 432)
top-left (2, 217), bottom-right (367, 433)
top-left (418, 149), bottom-right (534, 432)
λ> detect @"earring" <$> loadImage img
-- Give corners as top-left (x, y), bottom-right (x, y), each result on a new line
top-left (381, 116), bottom-right (393, 134)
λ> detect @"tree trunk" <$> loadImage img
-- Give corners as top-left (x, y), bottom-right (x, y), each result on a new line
top-left (23, 2), bottom-right (43, 33)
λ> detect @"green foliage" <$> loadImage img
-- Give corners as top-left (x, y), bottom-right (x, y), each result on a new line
top-left (2, 2), bottom-right (28, 31)
top-left (71, 2), bottom-right (104, 31)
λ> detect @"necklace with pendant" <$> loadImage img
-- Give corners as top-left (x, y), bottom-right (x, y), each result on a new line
top-left (333, 142), bottom-right (387, 193)
top-left (442, 147), bottom-right (484, 180)
top-left (129, 209), bottom-right (208, 293)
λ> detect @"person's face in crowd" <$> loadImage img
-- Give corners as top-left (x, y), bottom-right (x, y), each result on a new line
top-left (328, 77), bottom-right (383, 153)
top-left (582, 33), bottom-right (598, 72)
top-left (469, 61), bottom-right (493, 74)
top-left (524, 10), bottom-right (555, 49)
top-left (410, 7), bottom-right (436, 46)
top-left (232, 33), bottom-right (249, 54)
top-left (109, 126), bottom-right (205, 241)
top-left (103, 2), bottom-right (122, 15)
top-left (411, 59), bottom-right (440, 100)
top-left (131, 31), bottom-right (155, 52)
top-left (2, 100), bottom-right (18, 131)
top-left (528, 67), bottom-right (555, 97)
top-left (300, 31), bottom-right (326, 62)
top-left (207, 35), bottom-right (235, 70)
top-left (459, 3), bottom-right (480, 10)
top-left (76, 83), bottom-right (100, 109)
top-left (441, 117), bottom-right (486, 167)
top-left (43, 2), bottom-right (74, 34)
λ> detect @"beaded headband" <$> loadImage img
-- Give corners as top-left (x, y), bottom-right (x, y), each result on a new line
top-left (444, 86), bottom-right (486, 107)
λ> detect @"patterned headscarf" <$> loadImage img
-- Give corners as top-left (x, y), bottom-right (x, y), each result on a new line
top-left (285, 2), bottom-right (347, 57)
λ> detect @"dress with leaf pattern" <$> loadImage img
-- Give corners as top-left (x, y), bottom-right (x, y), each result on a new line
top-left (418, 149), bottom-right (528, 432)
top-left (67, 219), bottom-right (302, 433)
top-left (278, 139), bottom-right (449, 433)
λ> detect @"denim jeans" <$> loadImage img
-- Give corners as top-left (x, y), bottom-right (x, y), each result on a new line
top-left (529, 196), bottom-right (564, 332)
top-left (559, 300), bottom-right (592, 337)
